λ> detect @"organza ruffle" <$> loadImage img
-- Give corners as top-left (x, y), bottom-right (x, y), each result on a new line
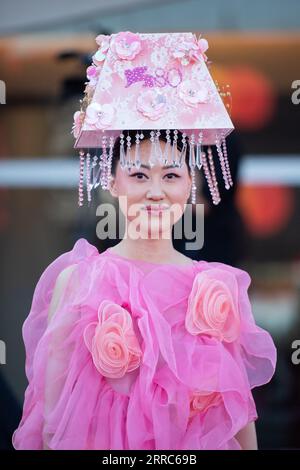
top-left (13, 238), bottom-right (276, 450)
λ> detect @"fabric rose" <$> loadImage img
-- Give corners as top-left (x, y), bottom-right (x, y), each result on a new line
top-left (111, 31), bottom-right (142, 60)
top-left (84, 102), bottom-right (115, 129)
top-left (173, 37), bottom-right (209, 65)
top-left (93, 35), bottom-right (110, 64)
top-left (177, 79), bottom-right (210, 107)
top-left (185, 269), bottom-right (240, 342)
top-left (189, 390), bottom-right (222, 418)
top-left (198, 37), bottom-right (209, 62)
top-left (86, 65), bottom-right (100, 87)
top-left (136, 89), bottom-right (167, 120)
top-left (83, 300), bottom-right (142, 378)
top-left (71, 110), bottom-right (84, 138)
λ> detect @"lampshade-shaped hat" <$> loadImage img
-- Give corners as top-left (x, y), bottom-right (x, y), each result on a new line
top-left (72, 31), bottom-right (234, 206)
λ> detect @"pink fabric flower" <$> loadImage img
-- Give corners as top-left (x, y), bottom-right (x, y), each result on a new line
top-left (85, 102), bottom-right (115, 129)
top-left (185, 270), bottom-right (240, 342)
top-left (86, 65), bottom-right (100, 87)
top-left (172, 37), bottom-right (209, 65)
top-left (189, 390), bottom-right (222, 418)
top-left (198, 37), bottom-right (209, 62)
top-left (93, 35), bottom-right (110, 64)
top-left (83, 300), bottom-right (142, 378)
top-left (136, 89), bottom-right (167, 120)
top-left (71, 110), bottom-right (84, 138)
top-left (111, 31), bottom-right (142, 60)
top-left (177, 79), bottom-right (210, 107)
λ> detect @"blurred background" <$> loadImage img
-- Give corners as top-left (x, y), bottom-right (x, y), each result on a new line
top-left (0, 0), bottom-right (300, 450)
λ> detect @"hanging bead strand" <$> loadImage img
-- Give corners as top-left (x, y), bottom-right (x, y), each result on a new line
top-left (86, 150), bottom-right (91, 204)
top-left (215, 135), bottom-right (230, 190)
top-left (189, 133), bottom-right (196, 170)
top-left (134, 132), bottom-right (141, 169)
top-left (106, 136), bottom-right (114, 190)
top-left (179, 132), bottom-right (187, 168)
top-left (78, 149), bottom-right (85, 207)
top-left (163, 129), bottom-right (171, 165)
top-left (126, 133), bottom-right (133, 170)
top-left (201, 149), bottom-right (216, 205)
top-left (221, 131), bottom-right (233, 187)
top-left (155, 130), bottom-right (163, 164)
top-left (119, 132), bottom-right (126, 169)
top-left (207, 146), bottom-right (221, 205)
top-left (100, 135), bottom-right (108, 190)
top-left (172, 129), bottom-right (178, 166)
top-left (191, 167), bottom-right (197, 204)
top-left (196, 131), bottom-right (203, 169)
top-left (149, 130), bottom-right (156, 167)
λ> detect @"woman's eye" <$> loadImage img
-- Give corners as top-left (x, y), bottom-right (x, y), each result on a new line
top-left (130, 172), bottom-right (148, 180)
top-left (164, 173), bottom-right (180, 179)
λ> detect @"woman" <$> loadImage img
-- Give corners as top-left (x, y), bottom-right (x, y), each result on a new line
top-left (13, 129), bottom-right (276, 450)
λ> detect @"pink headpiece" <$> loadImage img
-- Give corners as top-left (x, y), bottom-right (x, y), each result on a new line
top-left (72, 31), bottom-right (234, 206)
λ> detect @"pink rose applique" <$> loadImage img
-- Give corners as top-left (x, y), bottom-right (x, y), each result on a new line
top-left (136, 89), bottom-right (167, 120)
top-left (111, 31), bottom-right (142, 60)
top-left (177, 79), bottom-right (210, 107)
top-left (83, 300), bottom-right (142, 379)
top-left (86, 65), bottom-right (100, 87)
top-left (85, 102), bottom-right (115, 129)
top-left (173, 37), bottom-right (209, 65)
top-left (71, 110), bottom-right (84, 138)
top-left (185, 270), bottom-right (240, 342)
top-left (93, 35), bottom-right (110, 64)
top-left (198, 37), bottom-right (209, 62)
top-left (189, 390), bottom-right (222, 418)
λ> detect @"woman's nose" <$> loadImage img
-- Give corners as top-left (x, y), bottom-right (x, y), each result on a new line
top-left (146, 180), bottom-right (165, 199)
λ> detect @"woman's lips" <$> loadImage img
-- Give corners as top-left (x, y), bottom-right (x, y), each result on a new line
top-left (141, 205), bottom-right (170, 213)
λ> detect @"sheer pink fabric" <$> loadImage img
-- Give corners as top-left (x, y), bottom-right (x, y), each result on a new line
top-left (12, 238), bottom-right (276, 450)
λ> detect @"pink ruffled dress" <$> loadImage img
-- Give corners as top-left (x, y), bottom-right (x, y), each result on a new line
top-left (12, 238), bottom-right (277, 450)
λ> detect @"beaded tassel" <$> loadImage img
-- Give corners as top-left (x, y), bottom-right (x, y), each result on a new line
top-left (191, 166), bottom-right (197, 204)
top-left (221, 132), bottom-right (233, 187)
top-left (207, 146), bottom-right (221, 205)
top-left (163, 129), bottom-right (171, 165)
top-left (189, 133), bottom-right (196, 169)
top-left (171, 129), bottom-right (178, 166)
top-left (215, 136), bottom-right (230, 190)
top-left (201, 149), bottom-right (218, 205)
top-left (86, 151), bottom-right (91, 204)
top-left (196, 131), bottom-right (203, 169)
top-left (149, 130), bottom-right (156, 167)
top-left (155, 130), bottom-right (163, 164)
top-left (78, 149), bottom-right (85, 207)
top-left (119, 133), bottom-right (126, 169)
top-left (179, 132), bottom-right (187, 168)
top-left (99, 135), bottom-right (108, 189)
top-left (134, 132), bottom-right (141, 169)
top-left (106, 136), bottom-right (114, 189)
top-left (91, 152), bottom-right (100, 189)
top-left (126, 134), bottom-right (133, 170)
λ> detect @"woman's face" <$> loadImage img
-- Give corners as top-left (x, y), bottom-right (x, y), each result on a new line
top-left (109, 138), bottom-right (192, 239)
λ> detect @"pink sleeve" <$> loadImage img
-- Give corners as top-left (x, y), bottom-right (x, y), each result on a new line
top-left (210, 262), bottom-right (277, 423)
top-left (12, 239), bottom-right (98, 449)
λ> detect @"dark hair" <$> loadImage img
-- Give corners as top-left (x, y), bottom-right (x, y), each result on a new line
top-left (110, 129), bottom-right (191, 176)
